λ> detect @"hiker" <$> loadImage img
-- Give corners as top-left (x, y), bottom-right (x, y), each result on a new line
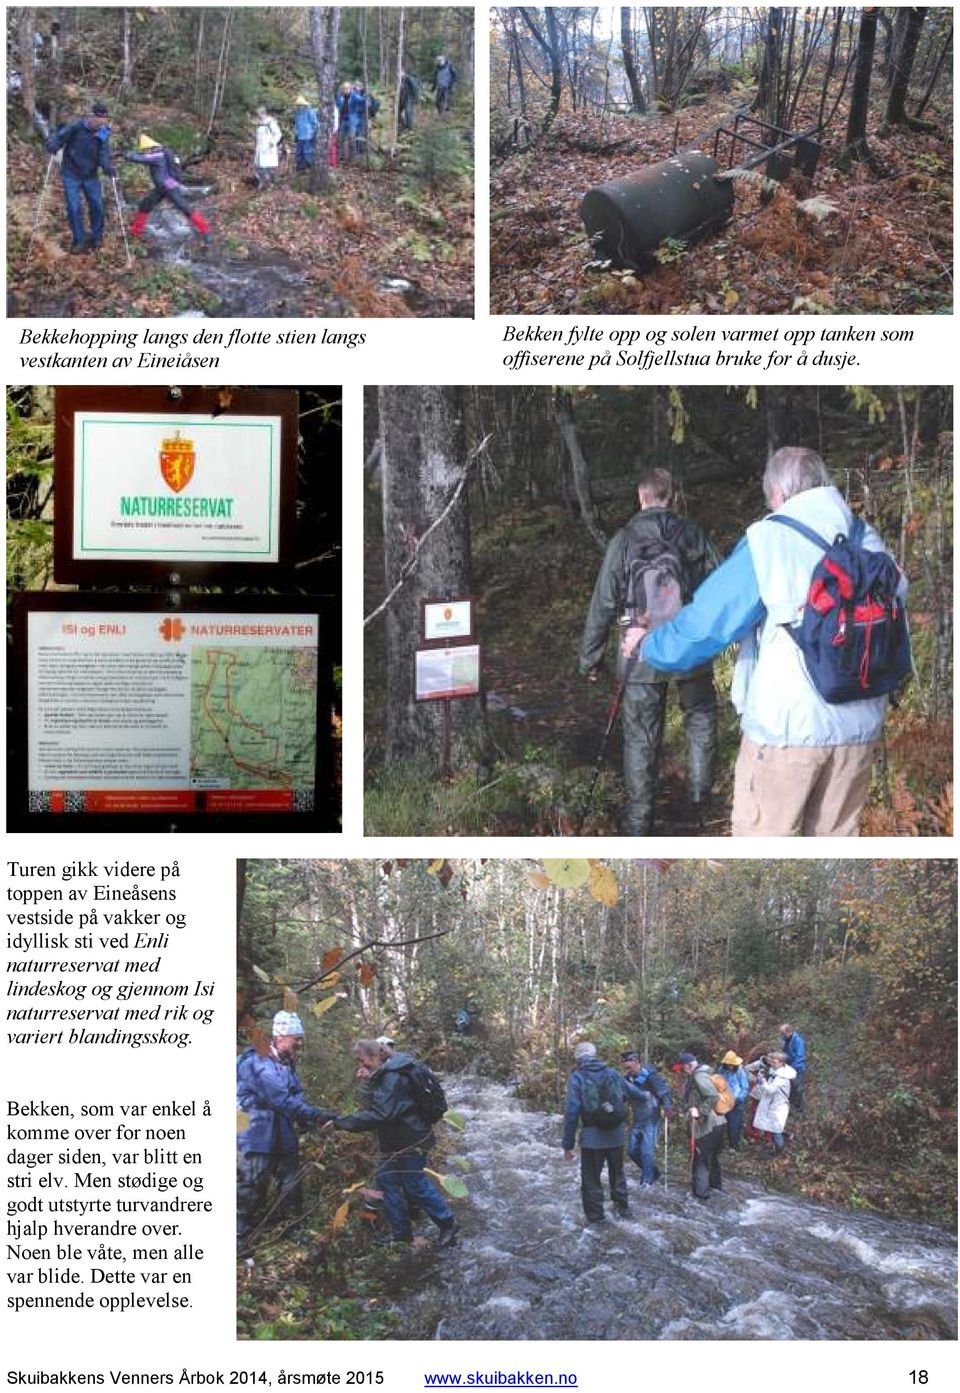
top-left (45, 99), bottom-right (115, 253)
top-left (253, 106), bottom-right (283, 189)
top-left (717, 1050), bottom-right (750, 1150)
top-left (236, 1011), bottom-right (335, 1249)
top-left (335, 82), bottom-right (353, 161)
top-left (621, 1051), bottom-right (673, 1187)
top-left (292, 95), bottom-right (319, 171)
top-left (579, 466), bottom-right (720, 834)
top-left (562, 1042), bottom-right (629, 1223)
top-left (431, 54), bottom-right (458, 114)
top-left (346, 82), bottom-right (379, 159)
top-left (123, 134), bottom-right (210, 240)
top-left (398, 72), bottom-right (421, 130)
top-left (779, 1023), bottom-right (807, 1113)
top-left (676, 1051), bottom-right (726, 1200)
top-left (624, 447), bottom-right (908, 836)
top-left (331, 1040), bottom-right (457, 1248)
top-left (745, 1052), bottom-right (796, 1154)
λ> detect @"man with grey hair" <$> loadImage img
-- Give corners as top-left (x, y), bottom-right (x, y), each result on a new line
top-left (621, 447), bottom-right (904, 836)
top-left (562, 1042), bottom-right (630, 1223)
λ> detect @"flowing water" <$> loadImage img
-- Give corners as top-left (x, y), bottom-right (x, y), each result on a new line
top-left (389, 1078), bottom-right (957, 1341)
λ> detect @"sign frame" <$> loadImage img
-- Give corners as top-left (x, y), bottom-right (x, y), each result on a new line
top-left (420, 595), bottom-right (476, 647)
top-left (8, 591), bottom-right (336, 834)
top-left (414, 643), bottom-right (481, 702)
top-left (53, 386), bottom-right (299, 584)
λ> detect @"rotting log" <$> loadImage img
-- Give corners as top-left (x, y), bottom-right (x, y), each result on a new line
top-left (580, 150), bottom-right (733, 271)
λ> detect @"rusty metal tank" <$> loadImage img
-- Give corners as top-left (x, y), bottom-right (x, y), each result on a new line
top-left (580, 150), bottom-right (734, 271)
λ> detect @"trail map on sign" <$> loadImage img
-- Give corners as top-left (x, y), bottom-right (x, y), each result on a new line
top-left (191, 646), bottom-right (317, 790)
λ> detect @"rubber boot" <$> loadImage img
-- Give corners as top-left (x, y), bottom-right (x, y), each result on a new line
top-left (129, 211), bottom-right (149, 237)
top-left (190, 210), bottom-right (211, 237)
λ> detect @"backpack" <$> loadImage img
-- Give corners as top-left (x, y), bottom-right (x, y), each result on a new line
top-left (770, 514), bottom-right (911, 704)
top-left (623, 516), bottom-right (690, 631)
top-left (400, 1061), bottom-right (448, 1125)
top-left (578, 1067), bottom-right (626, 1129)
top-left (708, 1072), bottom-right (736, 1116)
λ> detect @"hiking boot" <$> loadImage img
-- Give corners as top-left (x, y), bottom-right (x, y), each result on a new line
top-left (372, 1232), bottom-right (412, 1247)
top-left (614, 1204), bottom-right (632, 1217)
top-left (435, 1220), bottom-right (458, 1250)
top-left (69, 244), bottom-right (88, 255)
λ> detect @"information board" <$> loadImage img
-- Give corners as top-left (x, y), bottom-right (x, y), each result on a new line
top-left (10, 594), bottom-right (332, 831)
top-left (415, 644), bottom-right (481, 701)
top-left (54, 387), bottom-right (298, 582)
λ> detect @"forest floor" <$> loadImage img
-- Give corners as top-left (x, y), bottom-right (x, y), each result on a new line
top-left (365, 475), bottom-right (952, 837)
top-left (490, 87), bottom-right (952, 315)
top-left (7, 103), bottom-right (473, 318)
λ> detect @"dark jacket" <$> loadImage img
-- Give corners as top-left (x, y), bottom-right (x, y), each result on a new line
top-left (781, 1030), bottom-right (807, 1075)
top-left (682, 1064), bottom-right (725, 1140)
top-left (236, 1046), bottom-right (330, 1155)
top-left (432, 60), bottom-right (457, 91)
top-left (623, 1065), bottom-right (673, 1125)
top-left (124, 146), bottom-right (182, 191)
top-left (47, 118), bottom-right (114, 179)
top-left (334, 1052), bottom-right (432, 1154)
top-left (563, 1056), bottom-right (627, 1150)
top-left (579, 508), bottom-right (719, 685)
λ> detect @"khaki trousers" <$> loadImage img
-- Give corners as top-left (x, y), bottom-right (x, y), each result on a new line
top-left (731, 736), bottom-right (876, 837)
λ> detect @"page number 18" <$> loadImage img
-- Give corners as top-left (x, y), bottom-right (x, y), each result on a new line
top-left (909, 1374), bottom-right (929, 1385)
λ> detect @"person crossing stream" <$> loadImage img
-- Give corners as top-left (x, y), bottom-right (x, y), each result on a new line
top-left (388, 1077), bottom-right (957, 1341)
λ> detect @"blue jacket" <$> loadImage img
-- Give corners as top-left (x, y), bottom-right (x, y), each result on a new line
top-left (717, 1063), bottom-right (750, 1104)
top-left (48, 118), bottom-right (114, 179)
top-left (432, 61), bottom-right (457, 91)
top-left (781, 1031), bottom-right (807, 1075)
top-left (623, 1065), bottom-right (673, 1125)
top-left (334, 1052), bottom-right (432, 1154)
top-left (563, 1057), bottom-right (627, 1150)
top-left (236, 1046), bottom-right (328, 1155)
top-left (294, 106), bottom-right (319, 140)
top-left (347, 89), bottom-right (374, 132)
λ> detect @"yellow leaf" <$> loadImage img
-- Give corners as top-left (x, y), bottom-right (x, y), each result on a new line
top-left (330, 1201), bottom-right (350, 1232)
top-left (311, 995), bottom-right (339, 1019)
top-left (527, 870), bottom-right (551, 890)
top-left (427, 858), bottom-right (444, 874)
top-left (237, 1110), bottom-right (250, 1134)
top-left (319, 970), bottom-right (341, 989)
top-left (723, 288), bottom-right (740, 308)
top-left (543, 859), bottom-right (590, 889)
top-left (282, 986), bottom-right (298, 1012)
top-left (587, 863), bottom-right (619, 907)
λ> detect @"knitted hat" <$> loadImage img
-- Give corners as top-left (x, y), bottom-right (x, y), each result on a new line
top-left (272, 1011), bottom-right (304, 1038)
top-left (92, 100), bottom-right (109, 116)
top-left (375, 1035), bottom-right (395, 1048)
top-left (676, 1051), bottom-right (698, 1066)
top-left (574, 1042), bottom-right (597, 1062)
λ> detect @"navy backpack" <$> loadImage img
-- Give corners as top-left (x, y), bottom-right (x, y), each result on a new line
top-left (770, 514), bottom-right (911, 704)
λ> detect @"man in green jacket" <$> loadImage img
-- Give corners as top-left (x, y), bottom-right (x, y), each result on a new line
top-left (676, 1050), bottom-right (726, 1200)
top-left (579, 468), bottom-right (719, 835)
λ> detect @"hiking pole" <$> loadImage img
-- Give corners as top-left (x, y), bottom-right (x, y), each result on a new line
top-left (27, 156), bottom-right (56, 259)
top-left (111, 175), bottom-right (132, 267)
top-left (574, 630), bottom-right (645, 836)
top-left (663, 1115), bottom-right (668, 1193)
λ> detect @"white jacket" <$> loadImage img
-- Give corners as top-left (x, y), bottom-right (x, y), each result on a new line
top-left (732, 486), bottom-right (896, 748)
top-left (751, 1064), bottom-right (796, 1134)
top-left (254, 117), bottom-right (282, 168)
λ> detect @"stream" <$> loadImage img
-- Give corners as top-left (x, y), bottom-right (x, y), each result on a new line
top-left (388, 1078), bottom-right (957, 1341)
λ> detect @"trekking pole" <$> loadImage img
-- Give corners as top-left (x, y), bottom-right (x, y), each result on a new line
top-left (111, 175), bottom-right (132, 267)
top-left (27, 156), bottom-right (56, 259)
top-left (663, 1116), bottom-right (668, 1193)
top-left (574, 632), bottom-right (644, 836)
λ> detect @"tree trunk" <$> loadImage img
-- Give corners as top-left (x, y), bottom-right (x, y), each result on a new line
top-left (914, 24), bottom-right (951, 117)
top-left (519, 6), bottom-right (563, 131)
top-left (309, 7), bottom-right (340, 192)
top-left (883, 6), bottom-right (928, 129)
top-left (120, 8), bottom-right (132, 94)
top-left (458, 6), bottom-right (475, 84)
top-left (18, 8), bottom-right (36, 121)
top-left (553, 389), bottom-right (608, 553)
top-left (380, 387), bottom-right (485, 765)
top-left (194, 9), bottom-right (205, 118)
top-left (390, 7), bottom-right (404, 158)
top-left (620, 8), bottom-right (646, 113)
top-left (842, 6), bottom-right (881, 168)
top-left (754, 6), bottom-right (784, 124)
top-left (378, 7), bottom-right (387, 87)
